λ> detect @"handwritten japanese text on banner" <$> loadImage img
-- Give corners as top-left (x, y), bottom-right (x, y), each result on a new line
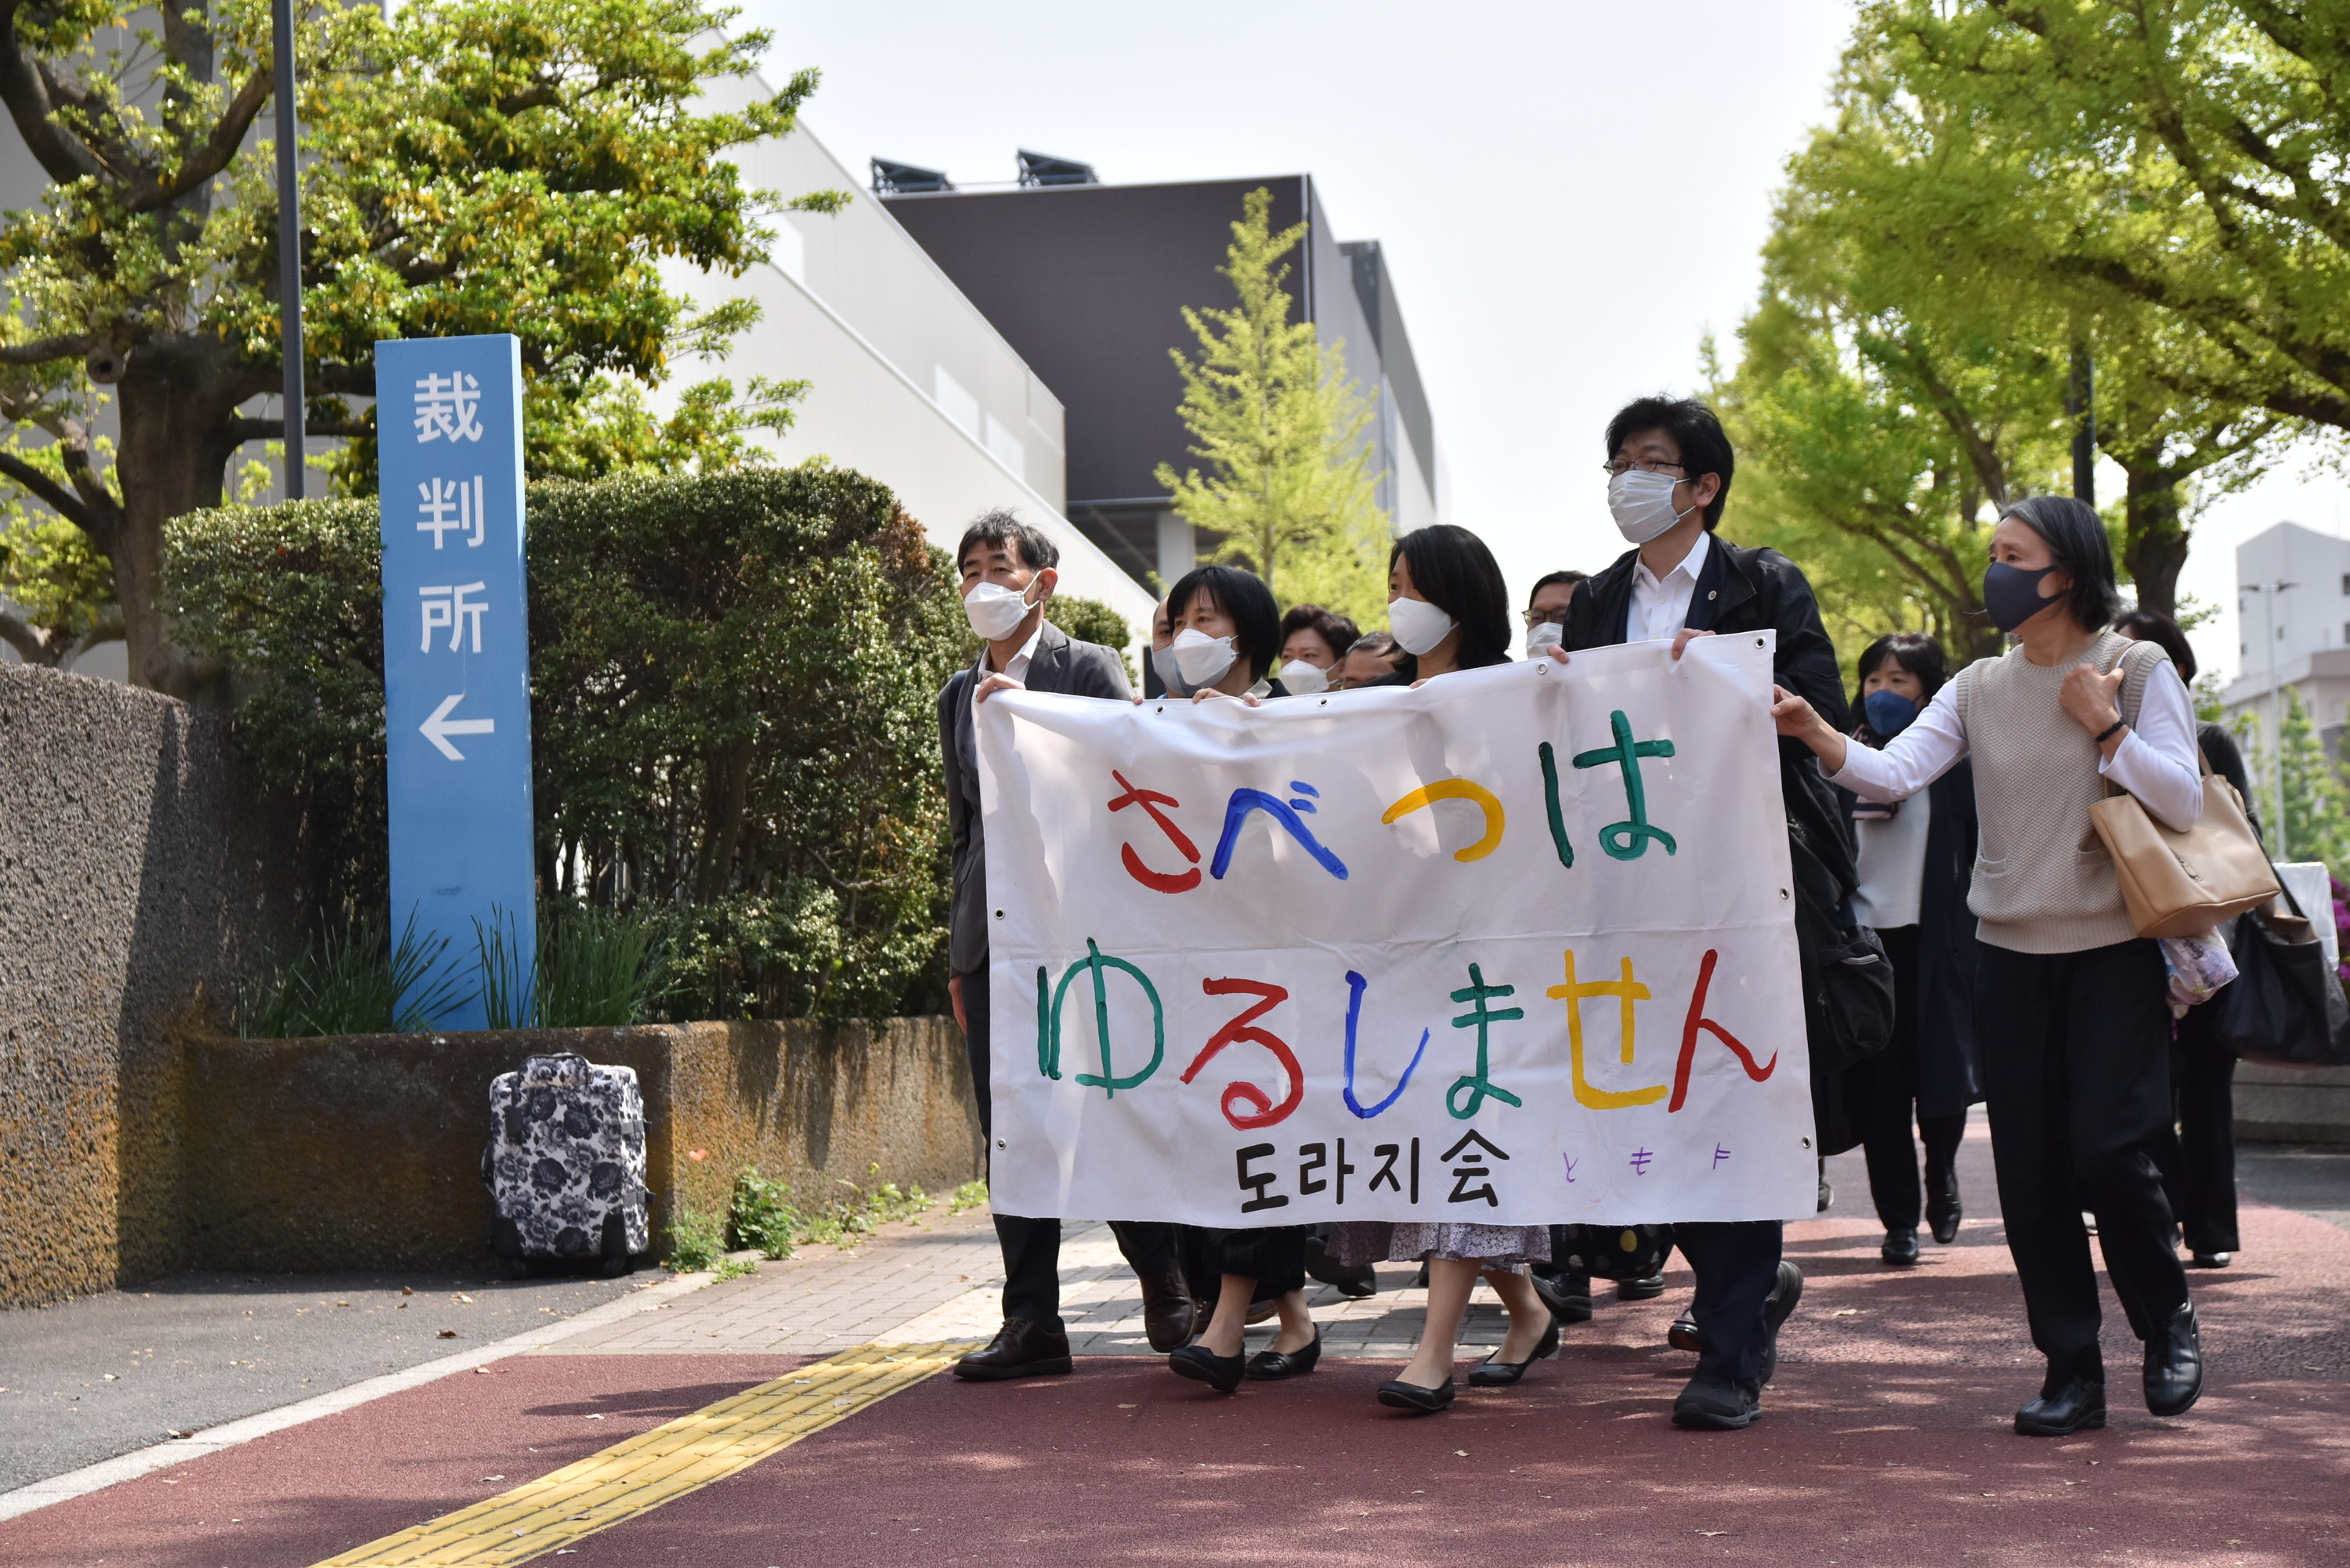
top-left (978, 635), bottom-right (1817, 1227)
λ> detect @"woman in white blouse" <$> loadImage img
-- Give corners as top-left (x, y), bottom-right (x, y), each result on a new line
top-left (1770, 497), bottom-right (2206, 1439)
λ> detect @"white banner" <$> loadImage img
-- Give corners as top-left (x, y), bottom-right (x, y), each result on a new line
top-left (979, 634), bottom-right (1817, 1227)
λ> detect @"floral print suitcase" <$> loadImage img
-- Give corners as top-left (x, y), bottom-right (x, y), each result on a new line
top-left (480, 1053), bottom-right (649, 1273)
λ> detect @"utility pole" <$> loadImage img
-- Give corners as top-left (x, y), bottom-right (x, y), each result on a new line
top-left (2067, 342), bottom-right (2095, 508)
top-left (2246, 578), bottom-right (2298, 858)
top-left (273, 0), bottom-right (305, 501)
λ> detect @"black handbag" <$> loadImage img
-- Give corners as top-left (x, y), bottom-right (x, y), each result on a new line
top-left (2211, 881), bottom-right (2350, 1068)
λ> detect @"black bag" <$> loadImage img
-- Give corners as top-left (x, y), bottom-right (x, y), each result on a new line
top-left (1550, 1223), bottom-right (1672, 1281)
top-left (1788, 813), bottom-right (1896, 1076)
top-left (2212, 884), bottom-right (2350, 1068)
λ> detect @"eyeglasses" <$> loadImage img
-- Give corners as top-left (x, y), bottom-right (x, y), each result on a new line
top-left (1603, 458), bottom-right (1688, 478)
top-left (1520, 609), bottom-right (1565, 626)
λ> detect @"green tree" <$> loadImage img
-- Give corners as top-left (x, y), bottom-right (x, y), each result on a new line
top-left (1154, 187), bottom-right (1388, 629)
top-left (0, 0), bottom-right (837, 696)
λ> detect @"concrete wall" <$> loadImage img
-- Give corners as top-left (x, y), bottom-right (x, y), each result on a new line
top-left (2237, 1064), bottom-right (2350, 1145)
top-left (179, 1020), bottom-right (982, 1273)
top-left (0, 665), bottom-right (290, 1306)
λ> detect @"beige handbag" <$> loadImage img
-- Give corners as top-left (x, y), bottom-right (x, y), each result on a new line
top-left (2088, 743), bottom-right (2280, 939)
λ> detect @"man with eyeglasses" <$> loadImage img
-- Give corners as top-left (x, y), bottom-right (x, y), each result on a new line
top-left (1546, 395), bottom-right (1859, 1431)
top-left (1522, 570), bottom-right (1588, 656)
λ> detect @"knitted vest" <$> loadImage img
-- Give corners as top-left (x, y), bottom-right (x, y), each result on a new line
top-left (1954, 630), bottom-right (2169, 954)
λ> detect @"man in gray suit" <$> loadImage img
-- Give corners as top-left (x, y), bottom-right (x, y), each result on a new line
top-left (938, 509), bottom-right (1196, 1379)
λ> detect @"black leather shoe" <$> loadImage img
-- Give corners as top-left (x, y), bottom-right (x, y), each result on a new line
top-left (1530, 1265), bottom-right (1593, 1324)
top-left (1169, 1342), bottom-right (1247, 1393)
top-left (1245, 1327), bottom-right (1322, 1380)
top-left (1137, 1268), bottom-right (1198, 1353)
top-left (1759, 1260), bottom-right (1803, 1387)
top-left (1306, 1239), bottom-right (1379, 1299)
top-left (1468, 1319), bottom-right (1560, 1386)
top-left (1926, 1168), bottom-right (1961, 1244)
top-left (2015, 1375), bottom-right (2106, 1436)
top-left (2189, 1251), bottom-right (2232, 1269)
top-left (1668, 1307), bottom-right (1701, 1353)
top-left (1882, 1228), bottom-right (1921, 1266)
top-left (953, 1317), bottom-right (1073, 1382)
top-left (1672, 1374), bottom-right (1762, 1429)
top-left (1617, 1271), bottom-right (1667, 1302)
top-left (1376, 1375), bottom-right (1455, 1413)
top-left (2145, 1302), bottom-right (2204, 1417)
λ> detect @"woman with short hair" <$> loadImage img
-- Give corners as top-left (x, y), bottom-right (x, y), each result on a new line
top-left (1773, 496), bottom-right (2206, 1436)
top-left (1332, 524), bottom-right (1558, 1414)
top-left (1277, 603), bottom-right (1359, 695)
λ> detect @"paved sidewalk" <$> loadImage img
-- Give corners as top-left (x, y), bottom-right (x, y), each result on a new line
top-left (0, 1270), bottom-right (646, 1491)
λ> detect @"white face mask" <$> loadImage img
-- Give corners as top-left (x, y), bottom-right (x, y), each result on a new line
top-left (1280, 658), bottom-right (1330, 695)
top-left (1607, 468), bottom-right (1695, 544)
top-left (962, 579), bottom-right (1038, 641)
top-left (1150, 643), bottom-right (1194, 696)
top-left (1387, 594), bottom-right (1456, 657)
top-left (1170, 627), bottom-right (1237, 686)
top-left (1527, 620), bottom-right (1565, 654)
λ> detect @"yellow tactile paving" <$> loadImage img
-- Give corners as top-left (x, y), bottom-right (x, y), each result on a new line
top-left (310, 1340), bottom-right (980, 1568)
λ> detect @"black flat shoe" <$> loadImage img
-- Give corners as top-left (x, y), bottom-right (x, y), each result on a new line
top-left (1468, 1319), bottom-right (1560, 1386)
top-left (1668, 1307), bottom-right (1701, 1353)
top-left (1376, 1375), bottom-right (1455, 1413)
top-left (2189, 1251), bottom-right (2232, 1269)
top-left (953, 1317), bottom-right (1074, 1382)
top-left (1306, 1240), bottom-right (1379, 1299)
top-left (1169, 1342), bottom-right (1247, 1394)
top-left (1616, 1271), bottom-right (1666, 1302)
top-left (2145, 1302), bottom-right (2204, 1418)
top-left (1882, 1228), bottom-right (1920, 1266)
top-left (1245, 1327), bottom-right (1322, 1380)
top-left (1759, 1260), bottom-right (1803, 1387)
top-left (1671, 1374), bottom-right (1761, 1430)
top-left (2015, 1375), bottom-right (2106, 1436)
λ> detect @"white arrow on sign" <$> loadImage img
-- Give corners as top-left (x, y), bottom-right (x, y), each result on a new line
top-left (420, 692), bottom-right (496, 761)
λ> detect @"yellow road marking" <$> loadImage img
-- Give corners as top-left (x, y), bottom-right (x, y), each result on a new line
top-left (312, 1340), bottom-right (979, 1567)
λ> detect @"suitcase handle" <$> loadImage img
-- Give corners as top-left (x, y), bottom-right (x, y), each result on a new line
top-left (520, 1052), bottom-right (592, 1079)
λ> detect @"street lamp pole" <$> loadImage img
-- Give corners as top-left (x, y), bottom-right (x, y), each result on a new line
top-left (2247, 579), bottom-right (2298, 858)
top-left (273, 0), bottom-right (305, 502)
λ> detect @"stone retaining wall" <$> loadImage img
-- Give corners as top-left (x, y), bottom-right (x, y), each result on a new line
top-left (0, 665), bottom-right (288, 1307)
top-left (179, 1020), bottom-right (983, 1272)
top-left (2236, 1063), bottom-right (2350, 1146)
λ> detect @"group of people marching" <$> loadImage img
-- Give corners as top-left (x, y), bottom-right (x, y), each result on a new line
top-left (937, 394), bottom-right (2228, 1436)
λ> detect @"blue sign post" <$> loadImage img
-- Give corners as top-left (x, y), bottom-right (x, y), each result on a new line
top-left (378, 334), bottom-right (535, 1029)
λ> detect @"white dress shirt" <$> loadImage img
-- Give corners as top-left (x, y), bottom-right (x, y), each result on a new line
top-left (1627, 531), bottom-right (1712, 643)
top-left (1828, 659), bottom-right (2204, 832)
top-left (988, 623), bottom-right (1045, 683)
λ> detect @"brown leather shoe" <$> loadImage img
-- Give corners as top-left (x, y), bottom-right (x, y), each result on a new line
top-left (1137, 1269), bottom-right (1199, 1353)
top-left (953, 1317), bottom-right (1073, 1381)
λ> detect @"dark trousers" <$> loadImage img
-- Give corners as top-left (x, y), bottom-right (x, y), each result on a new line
top-left (960, 962), bottom-right (1181, 1329)
top-left (1849, 925), bottom-right (1967, 1231)
top-left (2154, 1001), bottom-right (2240, 1255)
top-left (1978, 939), bottom-right (2188, 1382)
top-left (1676, 1219), bottom-right (1781, 1386)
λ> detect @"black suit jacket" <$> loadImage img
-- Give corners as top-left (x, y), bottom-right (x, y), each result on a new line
top-left (938, 620), bottom-right (1133, 977)
top-left (1563, 531), bottom-right (1860, 922)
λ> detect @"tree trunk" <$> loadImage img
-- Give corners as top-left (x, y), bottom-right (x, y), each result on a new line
top-left (110, 345), bottom-right (255, 699)
top-left (2121, 468), bottom-right (2188, 622)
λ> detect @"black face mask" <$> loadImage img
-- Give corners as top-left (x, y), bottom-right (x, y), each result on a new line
top-left (1983, 562), bottom-right (2059, 633)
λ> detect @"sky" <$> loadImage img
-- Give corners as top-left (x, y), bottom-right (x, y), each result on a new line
top-left (749, 0), bottom-right (2341, 683)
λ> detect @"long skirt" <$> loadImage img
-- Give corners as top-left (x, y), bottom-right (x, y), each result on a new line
top-left (1329, 1220), bottom-right (1549, 1275)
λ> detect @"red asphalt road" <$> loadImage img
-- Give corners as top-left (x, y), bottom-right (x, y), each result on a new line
top-left (6, 1196), bottom-right (2348, 1566)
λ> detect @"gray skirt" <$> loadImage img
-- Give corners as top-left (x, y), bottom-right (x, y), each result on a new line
top-left (1329, 1220), bottom-right (1551, 1274)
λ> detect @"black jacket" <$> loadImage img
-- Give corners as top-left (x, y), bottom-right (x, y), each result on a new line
top-left (938, 621), bottom-right (1132, 977)
top-left (1564, 533), bottom-right (1857, 894)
